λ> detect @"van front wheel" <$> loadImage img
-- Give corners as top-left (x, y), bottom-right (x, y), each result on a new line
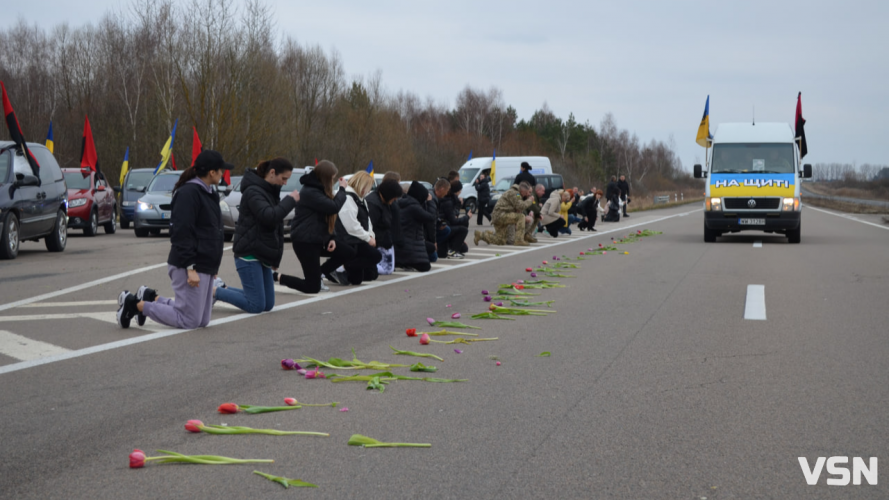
top-left (787, 225), bottom-right (801, 244)
top-left (704, 225), bottom-right (718, 243)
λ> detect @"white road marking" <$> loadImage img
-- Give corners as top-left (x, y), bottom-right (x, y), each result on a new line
top-left (0, 210), bottom-right (699, 375)
top-left (0, 312), bottom-right (172, 330)
top-left (753, 241), bottom-right (762, 248)
top-left (744, 285), bottom-right (767, 320)
top-left (806, 206), bottom-right (889, 231)
top-left (20, 300), bottom-right (118, 308)
top-left (0, 330), bottom-right (70, 361)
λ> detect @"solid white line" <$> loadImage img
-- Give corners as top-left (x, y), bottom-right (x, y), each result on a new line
top-left (806, 206), bottom-right (889, 231)
top-left (0, 210), bottom-right (699, 375)
top-left (0, 245), bottom-right (234, 313)
top-left (753, 241), bottom-right (762, 248)
top-left (20, 300), bottom-right (118, 308)
top-left (0, 330), bottom-right (71, 361)
top-left (744, 285), bottom-right (767, 320)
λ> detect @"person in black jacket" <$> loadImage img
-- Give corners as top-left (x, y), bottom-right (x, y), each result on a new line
top-left (514, 162), bottom-right (537, 187)
top-left (395, 181), bottom-right (436, 272)
top-left (472, 172), bottom-right (492, 225)
top-left (605, 175), bottom-right (619, 204)
top-left (276, 160), bottom-right (351, 293)
top-left (382, 171), bottom-right (404, 249)
top-left (214, 158), bottom-right (298, 313)
top-left (117, 150), bottom-right (232, 329)
top-left (367, 179), bottom-right (403, 275)
top-left (617, 175), bottom-right (630, 217)
top-left (435, 179), bottom-right (471, 259)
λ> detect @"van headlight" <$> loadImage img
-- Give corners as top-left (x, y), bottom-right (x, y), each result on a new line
top-left (706, 197), bottom-right (722, 211)
top-left (783, 197), bottom-right (800, 211)
top-left (69, 198), bottom-right (88, 208)
top-left (138, 201), bottom-right (154, 211)
top-left (220, 200), bottom-right (230, 213)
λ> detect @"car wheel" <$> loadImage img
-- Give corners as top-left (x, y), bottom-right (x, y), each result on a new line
top-left (84, 210), bottom-right (98, 236)
top-left (463, 198), bottom-right (477, 215)
top-left (134, 227), bottom-right (149, 238)
top-left (149, 228), bottom-right (161, 236)
top-left (224, 232), bottom-right (234, 242)
top-left (104, 207), bottom-right (117, 234)
top-left (787, 224), bottom-right (801, 244)
top-left (45, 210), bottom-right (67, 252)
top-left (704, 224), bottom-right (718, 243)
top-left (121, 219), bottom-right (130, 229)
top-left (0, 212), bottom-right (20, 259)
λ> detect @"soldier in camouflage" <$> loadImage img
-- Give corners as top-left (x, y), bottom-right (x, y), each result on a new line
top-left (474, 182), bottom-right (534, 246)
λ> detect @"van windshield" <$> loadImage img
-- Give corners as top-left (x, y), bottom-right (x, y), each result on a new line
top-left (459, 168), bottom-right (479, 184)
top-left (711, 143), bottom-right (795, 174)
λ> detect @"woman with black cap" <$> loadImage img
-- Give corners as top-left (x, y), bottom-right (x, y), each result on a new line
top-left (116, 150), bottom-right (232, 329)
top-left (438, 179), bottom-right (471, 258)
top-left (366, 179), bottom-right (404, 275)
top-left (395, 181), bottom-right (437, 272)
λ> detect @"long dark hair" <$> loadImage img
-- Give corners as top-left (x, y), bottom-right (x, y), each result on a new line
top-left (256, 157), bottom-right (294, 178)
top-left (173, 167), bottom-right (200, 192)
top-left (312, 160), bottom-right (338, 234)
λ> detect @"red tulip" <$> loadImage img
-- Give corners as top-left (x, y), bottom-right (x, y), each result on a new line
top-left (598, 243), bottom-right (603, 247)
top-left (637, 230), bottom-right (642, 234)
top-left (525, 267), bottom-right (533, 272)
top-left (406, 328), bottom-right (417, 337)
top-left (542, 260), bottom-right (548, 265)
top-left (129, 449), bottom-right (146, 468)
top-left (185, 420), bottom-right (204, 433)
top-left (217, 403), bottom-right (240, 414)
top-left (419, 333), bottom-right (431, 345)
top-left (515, 285), bottom-right (524, 290)
top-left (284, 397), bottom-right (297, 406)
top-left (579, 252), bottom-right (585, 255)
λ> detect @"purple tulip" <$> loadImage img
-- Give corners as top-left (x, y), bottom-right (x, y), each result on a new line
top-left (426, 317), bottom-right (435, 325)
top-left (481, 290), bottom-right (489, 295)
top-left (339, 407), bottom-right (349, 412)
top-left (454, 349), bottom-right (463, 354)
top-left (553, 255), bottom-right (557, 259)
top-left (451, 313), bottom-right (461, 319)
top-left (281, 359), bottom-right (297, 370)
top-left (484, 296), bottom-right (492, 302)
top-left (495, 301), bottom-right (503, 306)
top-left (530, 272), bottom-right (537, 278)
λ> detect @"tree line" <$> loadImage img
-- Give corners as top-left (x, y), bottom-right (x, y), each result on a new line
top-left (0, 0), bottom-right (694, 194)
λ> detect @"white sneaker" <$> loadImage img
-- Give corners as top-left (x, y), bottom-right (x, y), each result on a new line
top-left (213, 277), bottom-right (226, 304)
top-left (319, 279), bottom-right (330, 292)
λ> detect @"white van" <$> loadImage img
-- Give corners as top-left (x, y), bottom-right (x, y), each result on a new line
top-left (693, 122), bottom-right (812, 243)
top-left (458, 156), bottom-right (552, 213)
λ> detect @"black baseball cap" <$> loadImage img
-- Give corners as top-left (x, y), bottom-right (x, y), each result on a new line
top-left (193, 150), bottom-right (234, 174)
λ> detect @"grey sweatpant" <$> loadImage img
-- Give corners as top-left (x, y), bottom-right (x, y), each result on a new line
top-left (142, 265), bottom-right (214, 329)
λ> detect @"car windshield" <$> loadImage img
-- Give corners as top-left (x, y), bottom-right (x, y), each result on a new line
top-left (126, 171), bottom-right (156, 190)
top-left (64, 172), bottom-right (91, 190)
top-left (711, 143), bottom-right (795, 174)
top-left (281, 174), bottom-right (302, 193)
top-left (0, 149), bottom-right (9, 182)
top-left (147, 173), bottom-right (182, 192)
top-left (493, 178), bottom-right (515, 191)
top-left (459, 168), bottom-right (479, 184)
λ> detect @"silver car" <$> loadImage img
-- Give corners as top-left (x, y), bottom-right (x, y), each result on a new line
top-left (132, 171), bottom-right (183, 237)
top-left (221, 169), bottom-right (304, 240)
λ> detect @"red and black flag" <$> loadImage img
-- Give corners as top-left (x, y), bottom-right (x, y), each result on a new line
top-left (80, 115), bottom-right (99, 173)
top-left (795, 92), bottom-right (807, 159)
top-left (1, 81), bottom-right (41, 180)
top-left (191, 127), bottom-right (203, 166)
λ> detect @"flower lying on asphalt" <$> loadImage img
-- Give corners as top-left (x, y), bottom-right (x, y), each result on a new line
top-left (484, 295), bottom-right (492, 302)
top-left (406, 328), bottom-right (417, 337)
top-left (281, 359), bottom-right (301, 370)
top-left (218, 403), bottom-right (240, 414)
top-left (390, 346), bottom-right (444, 361)
top-left (451, 312), bottom-right (461, 319)
top-left (425, 336), bottom-right (498, 345)
top-left (296, 369), bottom-right (307, 375)
top-left (421, 329), bottom-right (479, 337)
top-left (530, 272), bottom-right (537, 278)
top-left (129, 449), bottom-right (273, 468)
top-left (454, 349), bottom-right (463, 354)
top-left (347, 434), bottom-right (430, 448)
top-left (409, 362), bottom-right (437, 372)
top-left (184, 420), bottom-right (329, 437)
top-left (481, 290), bottom-right (489, 295)
top-left (329, 370), bottom-right (467, 388)
top-left (525, 267), bottom-right (533, 272)
top-left (339, 407), bottom-right (349, 412)
top-left (419, 333), bottom-right (431, 345)
top-left (496, 361), bottom-right (501, 366)
top-left (295, 349), bottom-right (409, 371)
top-left (253, 470), bottom-right (318, 489)
top-left (306, 368), bottom-right (326, 379)
top-left (471, 312), bottom-right (514, 320)
top-left (219, 403), bottom-right (303, 414)
top-left (426, 317), bottom-right (435, 325)
top-left (284, 398), bottom-right (297, 406)
top-left (427, 320), bottom-right (481, 329)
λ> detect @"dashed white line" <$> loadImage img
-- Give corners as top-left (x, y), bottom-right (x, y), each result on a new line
top-left (744, 285), bottom-right (767, 320)
top-left (0, 330), bottom-right (71, 361)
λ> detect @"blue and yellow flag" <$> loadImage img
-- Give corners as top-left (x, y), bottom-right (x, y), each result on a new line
top-left (119, 147), bottom-right (130, 186)
top-left (490, 149), bottom-right (496, 183)
top-left (365, 160), bottom-right (374, 176)
top-left (154, 119), bottom-right (179, 174)
top-left (45, 121), bottom-right (53, 154)
top-left (696, 96), bottom-right (712, 148)
top-left (468, 150), bottom-right (473, 160)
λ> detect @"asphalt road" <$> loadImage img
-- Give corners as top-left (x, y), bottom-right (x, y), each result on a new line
top-left (801, 185), bottom-right (889, 208)
top-left (0, 204), bottom-right (886, 499)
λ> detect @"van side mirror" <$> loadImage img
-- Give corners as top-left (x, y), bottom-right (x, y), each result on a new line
top-left (802, 164), bottom-right (812, 179)
top-left (693, 164), bottom-right (704, 179)
top-left (15, 173), bottom-right (40, 187)
top-left (136, 186), bottom-right (147, 193)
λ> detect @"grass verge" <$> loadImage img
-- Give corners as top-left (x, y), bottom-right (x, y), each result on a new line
top-left (628, 197), bottom-right (704, 213)
top-left (803, 197), bottom-right (889, 214)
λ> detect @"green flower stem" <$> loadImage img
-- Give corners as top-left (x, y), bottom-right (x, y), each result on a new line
top-left (363, 443), bottom-right (431, 448)
top-left (203, 425), bottom-right (328, 437)
top-left (421, 329), bottom-right (479, 337)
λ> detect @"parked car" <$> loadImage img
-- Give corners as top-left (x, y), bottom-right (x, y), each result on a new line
top-left (62, 168), bottom-right (116, 236)
top-left (117, 168), bottom-right (157, 229)
top-left (0, 141), bottom-right (68, 259)
top-left (399, 180), bottom-right (433, 193)
top-left (489, 173), bottom-right (564, 205)
top-left (133, 171), bottom-right (183, 237)
top-left (221, 169), bottom-right (303, 241)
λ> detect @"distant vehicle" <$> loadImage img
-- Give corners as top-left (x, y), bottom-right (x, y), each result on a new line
top-left (117, 168), bottom-right (157, 229)
top-left (132, 171), bottom-right (183, 237)
top-left (334, 172), bottom-right (383, 194)
top-left (490, 173), bottom-right (564, 205)
top-left (221, 169), bottom-right (304, 241)
top-left (0, 141), bottom-right (68, 259)
top-left (694, 122), bottom-right (812, 243)
top-left (220, 175), bottom-right (242, 196)
top-left (62, 168), bottom-right (116, 236)
top-left (399, 180), bottom-right (434, 193)
top-left (457, 156), bottom-right (553, 213)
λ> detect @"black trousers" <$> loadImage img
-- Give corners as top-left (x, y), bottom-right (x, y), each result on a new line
top-left (279, 240), bottom-right (355, 293)
top-left (438, 225), bottom-right (469, 257)
top-left (621, 196), bottom-right (628, 215)
top-left (476, 199), bottom-right (492, 225)
top-left (544, 218), bottom-right (566, 237)
top-left (343, 241), bottom-right (383, 285)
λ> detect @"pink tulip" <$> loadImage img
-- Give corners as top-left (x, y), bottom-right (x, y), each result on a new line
top-left (185, 420), bottom-right (204, 433)
top-left (517, 280), bottom-right (524, 284)
top-left (496, 361), bottom-right (501, 366)
top-left (451, 313), bottom-right (461, 319)
top-left (129, 449), bottom-right (146, 468)
top-left (426, 317), bottom-right (435, 325)
top-left (542, 260), bottom-right (548, 265)
top-left (306, 369), bottom-right (325, 379)
top-left (296, 369), bottom-right (307, 375)
top-left (446, 304), bottom-right (452, 308)
top-left (284, 397), bottom-right (297, 406)
top-left (454, 349), bottom-right (463, 354)
top-left (603, 251), bottom-right (607, 254)
top-left (420, 333), bottom-right (431, 345)
top-left (587, 248), bottom-right (593, 251)
top-left (339, 407), bottom-right (349, 412)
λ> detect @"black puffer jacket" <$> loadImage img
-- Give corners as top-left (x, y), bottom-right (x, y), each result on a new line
top-left (232, 169), bottom-right (297, 268)
top-left (389, 201), bottom-right (403, 247)
top-left (438, 194), bottom-right (470, 227)
top-left (168, 179), bottom-right (224, 275)
top-left (617, 179), bottom-right (630, 199)
top-left (289, 171), bottom-right (346, 245)
top-left (396, 182), bottom-right (436, 265)
top-left (473, 176), bottom-right (491, 203)
top-left (366, 192), bottom-right (393, 249)
top-left (514, 170), bottom-right (537, 187)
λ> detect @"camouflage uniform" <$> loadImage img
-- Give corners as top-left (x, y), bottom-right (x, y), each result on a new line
top-left (475, 184), bottom-right (533, 246)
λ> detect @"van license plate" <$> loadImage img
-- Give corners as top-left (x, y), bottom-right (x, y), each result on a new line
top-left (739, 218), bottom-right (765, 225)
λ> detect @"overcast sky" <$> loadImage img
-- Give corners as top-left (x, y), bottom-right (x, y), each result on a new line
top-left (4, 0), bottom-right (887, 167)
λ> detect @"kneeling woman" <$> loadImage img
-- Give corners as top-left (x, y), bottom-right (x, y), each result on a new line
top-left (334, 171), bottom-right (382, 285)
top-left (117, 150), bottom-right (231, 329)
top-left (214, 158), bottom-right (299, 313)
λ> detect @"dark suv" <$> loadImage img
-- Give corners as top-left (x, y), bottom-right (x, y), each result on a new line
top-left (0, 142), bottom-right (68, 259)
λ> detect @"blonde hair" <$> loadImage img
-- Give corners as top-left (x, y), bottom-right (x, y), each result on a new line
top-left (348, 171), bottom-right (374, 198)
